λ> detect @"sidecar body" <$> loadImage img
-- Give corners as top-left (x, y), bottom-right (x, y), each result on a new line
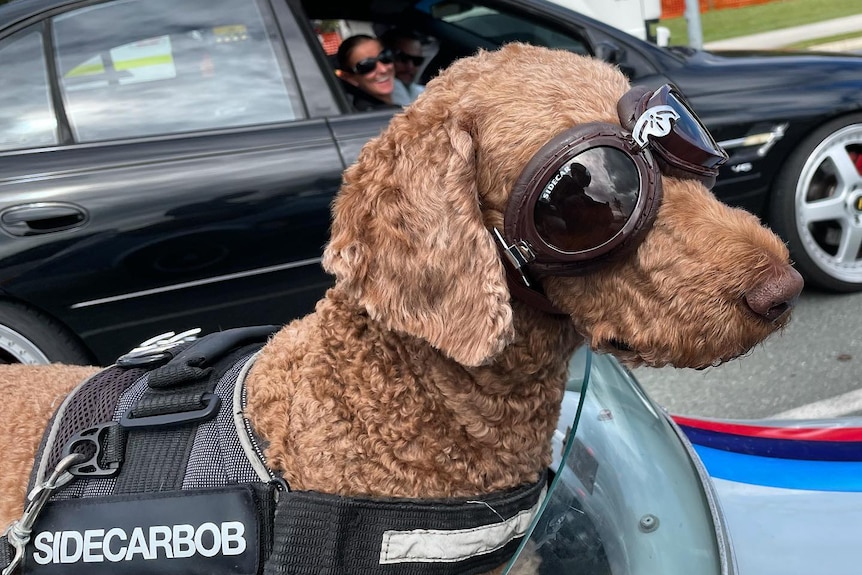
top-left (505, 350), bottom-right (862, 574)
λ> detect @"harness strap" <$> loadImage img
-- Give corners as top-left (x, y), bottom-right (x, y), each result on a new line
top-left (2, 325), bottom-right (547, 574)
top-left (29, 366), bottom-right (151, 491)
top-left (264, 473), bottom-right (546, 575)
top-left (114, 327), bottom-right (279, 494)
top-left (0, 537), bottom-right (11, 572)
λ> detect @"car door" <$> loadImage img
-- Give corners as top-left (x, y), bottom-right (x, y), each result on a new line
top-left (0, 0), bottom-right (345, 364)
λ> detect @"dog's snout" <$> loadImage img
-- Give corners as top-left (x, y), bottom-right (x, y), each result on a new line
top-left (744, 266), bottom-right (804, 322)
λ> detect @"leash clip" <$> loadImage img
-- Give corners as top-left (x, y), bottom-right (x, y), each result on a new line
top-left (2, 453), bottom-right (83, 575)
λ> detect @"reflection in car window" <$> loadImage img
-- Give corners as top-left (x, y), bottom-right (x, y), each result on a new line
top-left (0, 28), bottom-right (59, 152)
top-left (52, 0), bottom-right (302, 142)
top-left (426, 3), bottom-right (588, 54)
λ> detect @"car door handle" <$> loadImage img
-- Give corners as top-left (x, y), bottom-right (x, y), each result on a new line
top-left (0, 202), bottom-right (89, 236)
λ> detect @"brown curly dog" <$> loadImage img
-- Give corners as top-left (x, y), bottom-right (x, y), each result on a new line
top-left (0, 44), bottom-right (801, 573)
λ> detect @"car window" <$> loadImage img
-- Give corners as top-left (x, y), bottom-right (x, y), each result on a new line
top-left (299, 0), bottom-right (593, 99)
top-left (424, 2), bottom-right (589, 54)
top-left (52, 0), bottom-right (303, 142)
top-left (0, 27), bottom-right (59, 152)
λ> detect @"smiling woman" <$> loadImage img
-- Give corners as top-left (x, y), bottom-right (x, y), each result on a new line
top-left (336, 35), bottom-right (399, 111)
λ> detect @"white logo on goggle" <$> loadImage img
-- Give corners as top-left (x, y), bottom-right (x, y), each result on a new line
top-left (539, 162), bottom-right (574, 202)
top-left (632, 105), bottom-right (680, 149)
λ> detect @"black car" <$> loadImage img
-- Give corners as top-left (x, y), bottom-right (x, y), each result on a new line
top-left (1, 0), bottom-right (861, 365)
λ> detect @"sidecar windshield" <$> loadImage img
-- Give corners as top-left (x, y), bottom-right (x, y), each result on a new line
top-left (506, 349), bottom-right (732, 575)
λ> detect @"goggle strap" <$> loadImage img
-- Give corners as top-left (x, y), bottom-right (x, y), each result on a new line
top-left (501, 264), bottom-right (569, 316)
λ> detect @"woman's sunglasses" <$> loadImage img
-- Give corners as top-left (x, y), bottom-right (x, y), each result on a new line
top-left (349, 49), bottom-right (394, 75)
top-left (395, 51), bottom-right (425, 67)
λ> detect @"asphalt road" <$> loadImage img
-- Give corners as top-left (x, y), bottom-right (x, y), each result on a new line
top-left (640, 18), bottom-right (862, 420)
top-left (632, 287), bottom-right (862, 420)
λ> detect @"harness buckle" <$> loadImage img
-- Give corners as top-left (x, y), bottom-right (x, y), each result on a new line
top-left (492, 228), bottom-right (536, 287)
top-left (2, 454), bottom-right (83, 575)
top-left (119, 392), bottom-right (221, 429)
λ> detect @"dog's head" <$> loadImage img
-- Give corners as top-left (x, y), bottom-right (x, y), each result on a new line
top-left (324, 43), bottom-right (802, 369)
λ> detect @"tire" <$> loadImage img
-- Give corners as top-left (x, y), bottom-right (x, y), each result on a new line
top-left (0, 301), bottom-right (92, 365)
top-left (770, 114), bottom-right (862, 292)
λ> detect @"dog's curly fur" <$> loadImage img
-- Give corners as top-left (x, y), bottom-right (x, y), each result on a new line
top-left (0, 44), bottom-right (801, 572)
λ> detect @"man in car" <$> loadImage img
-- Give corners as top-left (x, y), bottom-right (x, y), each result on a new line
top-left (382, 28), bottom-right (426, 106)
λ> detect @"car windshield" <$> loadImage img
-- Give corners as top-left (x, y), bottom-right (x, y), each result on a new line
top-left (505, 349), bottom-right (730, 574)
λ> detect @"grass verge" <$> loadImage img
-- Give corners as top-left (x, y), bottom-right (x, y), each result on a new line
top-left (784, 31), bottom-right (862, 50)
top-left (662, 0), bottom-right (861, 46)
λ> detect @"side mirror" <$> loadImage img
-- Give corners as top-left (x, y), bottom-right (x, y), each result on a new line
top-left (594, 41), bottom-right (623, 64)
top-left (594, 41), bottom-right (634, 78)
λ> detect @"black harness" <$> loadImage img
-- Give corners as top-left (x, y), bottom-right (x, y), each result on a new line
top-left (1, 327), bottom-right (545, 575)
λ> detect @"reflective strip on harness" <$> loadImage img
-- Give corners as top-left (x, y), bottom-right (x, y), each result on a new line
top-left (264, 473), bottom-right (547, 575)
top-left (379, 486), bottom-right (545, 564)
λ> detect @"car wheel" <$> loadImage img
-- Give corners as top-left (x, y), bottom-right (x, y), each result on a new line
top-left (770, 115), bottom-right (862, 292)
top-left (0, 301), bottom-right (91, 365)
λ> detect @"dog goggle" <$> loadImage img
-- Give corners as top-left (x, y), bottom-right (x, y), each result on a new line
top-left (495, 84), bottom-right (728, 291)
top-left (348, 49), bottom-right (394, 75)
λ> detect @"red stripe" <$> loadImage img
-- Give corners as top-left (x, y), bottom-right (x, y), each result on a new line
top-left (672, 415), bottom-right (862, 442)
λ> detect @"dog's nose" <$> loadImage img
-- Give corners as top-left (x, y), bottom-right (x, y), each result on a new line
top-left (744, 267), bottom-right (804, 322)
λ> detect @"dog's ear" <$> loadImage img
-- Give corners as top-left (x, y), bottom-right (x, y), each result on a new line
top-left (323, 116), bottom-right (514, 366)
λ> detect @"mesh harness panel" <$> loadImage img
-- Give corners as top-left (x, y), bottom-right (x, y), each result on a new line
top-left (5, 327), bottom-right (546, 575)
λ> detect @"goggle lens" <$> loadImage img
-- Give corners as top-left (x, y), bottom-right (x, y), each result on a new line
top-left (534, 147), bottom-right (641, 253)
top-left (664, 91), bottom-right (726, 168)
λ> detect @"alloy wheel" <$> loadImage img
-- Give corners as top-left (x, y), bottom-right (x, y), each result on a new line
top-left (794, 124), bottom-right (862, 285)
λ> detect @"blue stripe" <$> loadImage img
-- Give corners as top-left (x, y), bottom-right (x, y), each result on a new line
top-left (681, 425), bottom-right (862, 461)
top-left (694, 445), bottom-right (862, 492)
